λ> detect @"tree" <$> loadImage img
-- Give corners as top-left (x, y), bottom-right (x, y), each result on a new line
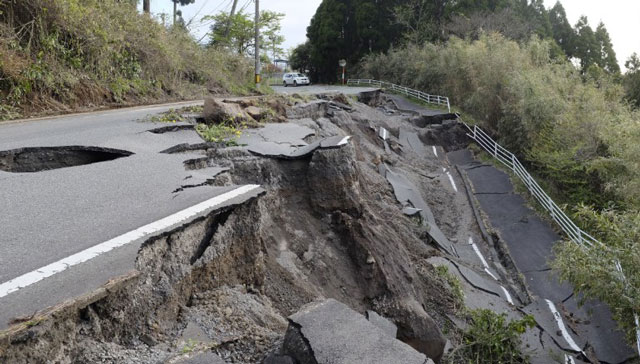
top-left (207, 10), bottom-right (284, 57)
top-left (143, 0), bottom-right (150, 14)
top-left (172, 0), bottom-right (195, 26)
top-left (307, 0), bottom-right (402, 83)
top-left (290, 41), bottom-right (313, 73)
top-left (624, 53), bottom-right (640, 108)
top-left (574, 16), bottom-right (599, 72)
top-left (548, 1), bottom-right (574, 57)
top-left (595, 22), bottom-right (619, 74)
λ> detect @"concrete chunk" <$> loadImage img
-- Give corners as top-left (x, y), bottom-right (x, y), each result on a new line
top-left (283, 299), bottom-right (429, 364)
top-left (366, 310), bottom-right (398, 338)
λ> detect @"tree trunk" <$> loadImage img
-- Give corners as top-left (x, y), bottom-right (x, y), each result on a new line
top-left (143, 0), bottom-right (150, 14)
top-left (173, 1), bottom-right (177, 26)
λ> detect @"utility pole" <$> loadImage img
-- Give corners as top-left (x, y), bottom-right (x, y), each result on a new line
top-left (254, 0), bottom-right (261, 88)
top-left (173, 1), bottom-right (177, 26)
top-left (224, 0), bottom-right (239, 40)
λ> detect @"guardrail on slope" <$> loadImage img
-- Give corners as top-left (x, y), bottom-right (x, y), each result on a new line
top-left (348, 79), bottom-right (640, 355)
top-left (346, 79), bottom-right (451, 113)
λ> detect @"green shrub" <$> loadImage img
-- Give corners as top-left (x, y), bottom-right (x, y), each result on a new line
top-left (449, 309), bottom-right (536, 363)
top-left (0, 0), bottom-right (255, 119)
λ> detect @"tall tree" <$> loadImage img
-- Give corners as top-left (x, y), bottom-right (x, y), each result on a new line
top-left (595, 22), bottom-right (619, 74)
top-left (307, 0), bottom-right (402, 82)
top-left (624, 53), bottom-right (640, 108)
top-left (548, 1), bottom-right (574, 57)
top-left (207, 10), bottom-right (284, 57)
top-left (172, 0), bottom-right (195, 26)
top-left (574, 16), bottom-right (599, 72)
top-left (142, 0), bottom-right (150, 13)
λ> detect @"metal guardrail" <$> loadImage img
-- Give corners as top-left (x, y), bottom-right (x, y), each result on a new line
top-left (460, 121), bottom-right (601, 248)
top-left (347, 79), bottom-right (451, 113)
top-left (350, 79), bottom-right (640, 355)
top-left (459, 117), bottom-right (640, 355)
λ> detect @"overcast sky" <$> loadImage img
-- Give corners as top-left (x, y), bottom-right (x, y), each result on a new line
top-left (146, 0), bottom-right (639, 70)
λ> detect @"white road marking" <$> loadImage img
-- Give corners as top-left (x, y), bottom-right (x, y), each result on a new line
top-left (432, 146), bottom-right (438, 157)
top-left (545, 299), bottom-right (582, 352)
top-left (500, 286), bottom-right (514, 305)
top-left (443, 168), bottom-right (458, 192)
top-left (338, 136), bottom-right (351, 146)
top-left (484, 267), bottom-right (499, 281)
top-left (0, 185), bottom-right (262, 299)
top-left (470, 237), bottom-right (489, 268)
top-left (565, 354), bottom-right (576, 364)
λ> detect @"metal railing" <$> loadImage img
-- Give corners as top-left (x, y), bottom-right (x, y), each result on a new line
top-left (460, 121), bottom-right (601, 248)
top-left (352, 79), bottom-right (640, 355)
top-left (459, 117), bottom-right (640, 355)
top-left (347, 79), bottom-right (451, 113)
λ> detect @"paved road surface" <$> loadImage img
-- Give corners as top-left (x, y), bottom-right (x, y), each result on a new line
top-left (271, 84), bottom-right (378, 95)
top-left (0, 101), bottom-right (262, 329)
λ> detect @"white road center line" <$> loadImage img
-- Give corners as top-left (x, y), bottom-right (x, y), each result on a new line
top-left (500, 286), bottom-right (514, 305)
top-left (432, 146), bottom-right (438, 157)
top-left (546, 299), bottom-right (582, 352)
top-left (484, 267), bottom-right (499, 281)
top-left (470, 237), bottom-right (489, 268)
top-left (444, 168), bottom-right (458, 192)
top-left (0, 185), bottom-right (262, 299)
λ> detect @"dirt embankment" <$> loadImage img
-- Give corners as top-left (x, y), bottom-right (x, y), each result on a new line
top-left (0, 93), bottom-right (470, 363)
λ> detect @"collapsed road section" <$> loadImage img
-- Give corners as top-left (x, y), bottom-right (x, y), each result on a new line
top-left (0, 88), bottom-right (636, 363)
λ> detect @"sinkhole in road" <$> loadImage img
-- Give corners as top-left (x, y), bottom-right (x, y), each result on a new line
top-left (0, 146), bottom-right (134, 173)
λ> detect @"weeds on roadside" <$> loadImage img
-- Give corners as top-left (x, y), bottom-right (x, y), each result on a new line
top-left (448, 309), bottom-right (535, 364)
top-left (196, 122), bottom-right (244, 145)
top-left (435, 265), bottom-right (465, 312)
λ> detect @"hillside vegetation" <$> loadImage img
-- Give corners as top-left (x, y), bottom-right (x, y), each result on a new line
top-left (0, 0), bottom-right (255, 120)
top-left (359, 34), bottom-right (640, 342)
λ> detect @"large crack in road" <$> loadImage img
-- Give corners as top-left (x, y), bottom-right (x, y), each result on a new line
top-left (0, 90), bottom-right (635, 363)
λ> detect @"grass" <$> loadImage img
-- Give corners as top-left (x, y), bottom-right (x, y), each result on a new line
top-left (0, 0), bottom-right (257, 120)
top-left (447, 309), bottom-right (536, 364)
top-left (196, 122), bottom-right (244, 145)
top-left (435, 265), bottom-right (465, 312)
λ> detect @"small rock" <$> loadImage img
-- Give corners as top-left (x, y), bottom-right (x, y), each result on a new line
top-left (140, 334), bottom-right (156, 347)
top-left (245, 106), bottom-right (264, 120)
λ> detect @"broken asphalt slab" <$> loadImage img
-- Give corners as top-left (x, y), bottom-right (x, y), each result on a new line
top-left (561, 295), bottom-right (636, 363)
top-left (283, 299), bottom-right (432, 364)
top-left (522, 300), bottom-right (585, 353)
top-left (248, 135), bottom-right (351, 159)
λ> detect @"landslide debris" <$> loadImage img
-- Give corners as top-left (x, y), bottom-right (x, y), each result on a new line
top-left (1, 91), bottom-right (478, 364)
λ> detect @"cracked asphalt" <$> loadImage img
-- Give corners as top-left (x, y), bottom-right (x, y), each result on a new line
top-left (0, 101), bottom-right (263, 329)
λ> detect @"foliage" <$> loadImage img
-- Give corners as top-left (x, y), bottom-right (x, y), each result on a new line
top-left (449, 309), bottom-right (536, 364)
top-left (359, 34), bottom-right (637, 207)
top-left (207, 10), bottom-right (285, 60)
top-left (196, 121), bottom-right (243, 145)
top-left (435, 265), bottom-right (464, 312)
top-left (289, 41), bottom-right (312, 73)
top-left (624, 53), bottom-right (640, 108)
top-left (306, 0), bottom-right (403, 83)
top-left (552, 206), bottom-right (640, 343)
top-left (0, 0), bottom-right (255, 120)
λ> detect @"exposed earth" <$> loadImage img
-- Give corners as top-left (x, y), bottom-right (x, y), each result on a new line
top-left (0, 88), bottom-right (635, 363)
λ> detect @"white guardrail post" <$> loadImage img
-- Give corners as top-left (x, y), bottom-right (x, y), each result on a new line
top-left (344, 79), bottom-right (640, 354)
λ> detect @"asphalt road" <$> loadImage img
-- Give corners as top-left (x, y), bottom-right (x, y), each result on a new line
top-left (271, 84), bottom-right (378, 95)
top-left (0, 101), bottom-right (262, 329)
top-left (454, 156), bottom-right (636, 363)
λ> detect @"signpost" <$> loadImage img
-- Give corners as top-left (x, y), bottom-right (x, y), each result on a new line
top-left (339, 59), bottom-right (347, 85)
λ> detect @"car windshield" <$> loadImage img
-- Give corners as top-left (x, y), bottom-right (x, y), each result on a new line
top-left (297, 74), bottom-right (306, 77)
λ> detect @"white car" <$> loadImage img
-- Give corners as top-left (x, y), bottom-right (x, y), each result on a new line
top-left (283, 73), bottom-right (310, 87)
